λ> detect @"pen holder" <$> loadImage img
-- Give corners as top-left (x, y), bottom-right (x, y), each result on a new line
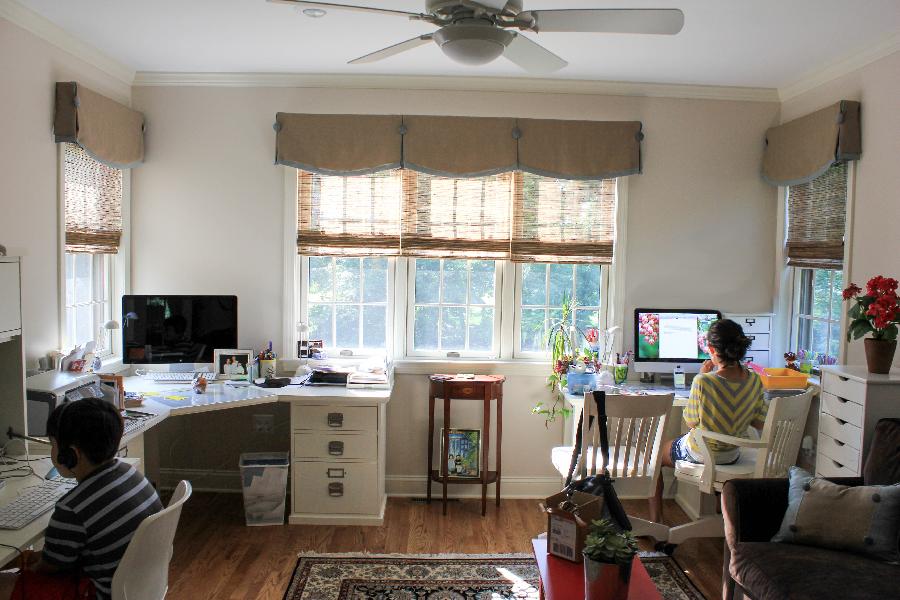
top-left (259, 359), bottom-right (277, 378)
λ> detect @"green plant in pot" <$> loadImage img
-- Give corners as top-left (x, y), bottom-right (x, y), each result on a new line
top-left (583, 518), bottom-right (638, 600)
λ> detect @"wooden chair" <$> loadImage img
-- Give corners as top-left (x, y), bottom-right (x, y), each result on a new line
top-left (551, 392), bottom-right (674, 542)
top-left (667, 388), bottom-right (814, 545)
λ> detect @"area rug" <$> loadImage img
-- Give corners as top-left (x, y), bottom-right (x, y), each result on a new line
top-left (283, 552), bottom-right (705, 600)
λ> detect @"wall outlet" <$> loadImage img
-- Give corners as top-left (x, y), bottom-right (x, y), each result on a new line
top-left (253, 414), bottom-right (275, 434)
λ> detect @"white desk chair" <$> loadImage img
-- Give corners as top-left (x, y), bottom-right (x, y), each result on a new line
top-left (551, 392), bottom-right (674, 542)
top-left (667, 388), bottom-right (814, 545)
top-left (110, 480), bottom-right (192, 600)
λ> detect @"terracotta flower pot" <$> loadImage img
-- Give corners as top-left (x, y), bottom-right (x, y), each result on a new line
top-left (584, 556), bottom-right (632, 600)
top-left (864, 338), bottom-right (897, 374)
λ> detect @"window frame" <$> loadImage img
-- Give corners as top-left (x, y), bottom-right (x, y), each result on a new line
top-left (790, 267), bottom-right (843, 363)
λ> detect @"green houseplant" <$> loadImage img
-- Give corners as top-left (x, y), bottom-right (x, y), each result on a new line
top-left (532, 294), bottom-right (585, 426)
top-left (583, 518), bottom-right (638, 600)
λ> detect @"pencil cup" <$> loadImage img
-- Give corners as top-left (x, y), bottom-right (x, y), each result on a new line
top-left (260, 359), bottom-right (277, 378)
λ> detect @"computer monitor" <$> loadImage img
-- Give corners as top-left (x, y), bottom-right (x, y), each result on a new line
top-left (633, 308), bottom-right (722, 374)
top-left (122, 295), bottom-right (238, 364)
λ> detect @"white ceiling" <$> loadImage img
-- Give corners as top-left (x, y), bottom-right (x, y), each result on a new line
top-left (15, 0), bottom-right (900, 89)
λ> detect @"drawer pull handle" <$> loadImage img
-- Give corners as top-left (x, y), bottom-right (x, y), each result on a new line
top-left (744, 318), bottom-right (756, 325)
top-left (327, 412), bottom-right (344, 428)
top-left (833, 439), bottom-right (845, 447)
top-left (462, 387), bottom-right (473, 395)
top-left (327, 468), bottom-right (345, 479)
top-left (328, 482), bottom-right (344, 497)
top-left (748, 335), bottom-right (756, 341)
top-left (328, 441), bottom-right (345, 455)
top-left (839, 376), bottom-right (849, 382)
top-left (831, 459), bottom-right (844, 468)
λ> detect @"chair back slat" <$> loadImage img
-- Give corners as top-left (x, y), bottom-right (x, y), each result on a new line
top-left (756, 389), bottom-right (814, 478)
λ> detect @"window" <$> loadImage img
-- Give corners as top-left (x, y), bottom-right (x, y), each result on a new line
top-left (408, 259), bottom-right (500, 357)
top-left (516, 264), bottom-right (607, 356)
top-left (63, 253), bottom-right (113, 353)
top-left (303, 256), bottom-right (390, 354)
top-left (792, 268), bottom-right (843, 362)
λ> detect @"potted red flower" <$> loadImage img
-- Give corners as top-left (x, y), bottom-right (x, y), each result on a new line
top-left (843, 275), bottom-right (899, 374)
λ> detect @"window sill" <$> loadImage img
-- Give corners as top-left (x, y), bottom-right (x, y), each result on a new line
top-left (393, 358), bottom-right (549, 377)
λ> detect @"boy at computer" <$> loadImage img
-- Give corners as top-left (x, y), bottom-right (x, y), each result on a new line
top-left (0, 398), bottom-right (162, 600)
top-left (649, 319), bottom-right (767, 523)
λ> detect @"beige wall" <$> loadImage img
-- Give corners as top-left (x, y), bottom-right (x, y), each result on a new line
top-left (129, 85), bottom-right (779, 491)
top-left (781, 50), bottom-right (900, 368)
top-left (0, 18), bottom-right (130, 365)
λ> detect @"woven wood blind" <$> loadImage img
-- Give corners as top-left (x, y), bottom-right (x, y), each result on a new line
top-left (401, 171), bottom-right (513, 259)
top-left (297, 169), bottom-right (402, 255)
top-left (785, 162), bottom-right (847, 269)
top-left (63, 143), bottom-right (123, 254)
top-left (511, 173), bottom-right (616, 264)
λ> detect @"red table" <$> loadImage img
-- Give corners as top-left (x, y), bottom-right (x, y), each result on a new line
top-left (532, 539), bottom-right (662, 600)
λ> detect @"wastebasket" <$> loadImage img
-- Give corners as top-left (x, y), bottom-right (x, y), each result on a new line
top-left (239, 452), bottom-right (289, 526)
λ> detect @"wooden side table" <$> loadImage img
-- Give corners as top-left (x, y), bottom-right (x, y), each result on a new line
top-left (427, 374), bottom-right (505, 516)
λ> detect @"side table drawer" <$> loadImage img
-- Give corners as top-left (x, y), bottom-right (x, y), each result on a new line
top-left (293, 431), bottom-right (377, 460)
top-left (819, 413), bottom-right (863, 450)
top-left (293, 405), bottom-right (377, 432)
top-left (821, 372), bottom-right (866, 405)
top-left (817, 432), bottom-right (861, 471)
top-left (293, 461), bottom-right (378, 515)
top-left (816, 453), bottom-right (858, 478)
top-left (820, 392), bottom-right (863, 427)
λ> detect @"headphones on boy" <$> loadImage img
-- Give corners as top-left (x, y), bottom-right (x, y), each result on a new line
top-left (55, 401), bottom-right (78, 470)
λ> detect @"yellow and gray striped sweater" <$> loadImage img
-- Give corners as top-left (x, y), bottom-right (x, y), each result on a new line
top-left (683, 370), bottom-right (767, 455)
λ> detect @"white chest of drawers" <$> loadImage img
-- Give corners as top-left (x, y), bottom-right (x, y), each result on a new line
top-left (288, 391), bottom-right (390, 526)
top-left (724, 313), bottom-right (773, 367)
top-left (816, 365), bottom-right (900, 477)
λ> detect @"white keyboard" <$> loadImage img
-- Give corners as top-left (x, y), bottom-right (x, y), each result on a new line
top-left (123, 418), bottom-right (147, 436)
top-left (145, 371), bottom-right (216, 383)
top-left (0, 481), bottom-right (76, 530)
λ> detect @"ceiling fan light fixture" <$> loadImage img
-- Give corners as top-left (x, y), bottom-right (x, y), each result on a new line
top-left (301, 7), bottom-right (327, 18)
top-left (432, 23), bottom-right (514, 66)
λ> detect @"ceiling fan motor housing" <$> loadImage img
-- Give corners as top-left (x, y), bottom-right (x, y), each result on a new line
top-left (425, 0), bottom-right (524, 18)
top-left (432, 21), bottom-right (515, 65)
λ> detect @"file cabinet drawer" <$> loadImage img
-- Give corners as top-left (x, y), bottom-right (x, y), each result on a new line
top-left (745, 333), bottom-right (769, 351)
top-left (293, 431), bottom-right (377, 460)
top-left (816, 453), bottom-right (858, 478)
top-left (729, 316), bottom-right (771, 334)
top-left (293, 461), bottom-right (378, 515)
top-left (821, 372), bottom-right (866, 405)
top-left (817, 432), bottom-right (861, 471)
top-left (820, 392), bottom-right (863, 427)
top-left (292, 405), bottom-right (377, 432)
top-left (819, 413), bottom-right (863, 450)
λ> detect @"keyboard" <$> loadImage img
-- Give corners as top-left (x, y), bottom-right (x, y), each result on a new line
top-left (0, 481), bottom-right (76, 530)
top-left (123, 418), bottom-right (148, 436)
top-left (144, 371), bottom-right (216, 383)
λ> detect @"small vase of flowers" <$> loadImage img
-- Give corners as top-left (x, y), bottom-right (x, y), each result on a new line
top-left (843, 275), bottom-right (899, 374)
top-left (583, 518), bottom-right (638, 600)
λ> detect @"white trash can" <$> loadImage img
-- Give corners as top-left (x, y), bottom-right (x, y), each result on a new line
top-left (239, 452), bottom-right (289, 526)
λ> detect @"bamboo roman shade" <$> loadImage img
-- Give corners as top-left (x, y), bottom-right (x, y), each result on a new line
top-left (762, 101), bottom-right (861, 186)
top-left (297, 169), bottom-right (403, 256)
top-left (63, 143), bottom-right (123, 254)
top-left (275, 113), bottom-right (642, 179)
top-left (511, 174), bottom-right (617, 264)
top-left (54, 82), bottom-right (144, 168)
top-left (785, 162), bottom-right (848, 270)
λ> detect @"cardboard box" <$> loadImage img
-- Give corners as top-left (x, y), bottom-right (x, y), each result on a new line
top-left (541, 490), bottom-right (604, 562)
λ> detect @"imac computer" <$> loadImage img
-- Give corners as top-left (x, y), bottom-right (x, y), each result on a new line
top-left (633, 308), bottom-right (722, 375)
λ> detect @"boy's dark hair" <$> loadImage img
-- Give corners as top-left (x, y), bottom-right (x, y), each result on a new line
top-left (46, 398), bottom-right (123, 465)
top-left (706, 319), bottom-right (752, 365)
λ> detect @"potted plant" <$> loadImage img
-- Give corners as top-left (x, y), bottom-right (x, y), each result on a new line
top-left (843, 275), bottom-right (899, 374)
top-left (583, 518), bottom-right (638, 600)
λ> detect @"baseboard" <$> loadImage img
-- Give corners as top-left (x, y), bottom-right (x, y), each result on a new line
top-left (158, 468), bottom-right (243, 493)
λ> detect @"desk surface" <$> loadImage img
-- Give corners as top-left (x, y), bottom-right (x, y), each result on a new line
top-left (564, 383), bottom-right (690, 410)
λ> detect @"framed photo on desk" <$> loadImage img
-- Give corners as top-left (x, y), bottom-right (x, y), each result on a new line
top-left (440, 428), bottom-right (481, 478)
top-left (213, 349), bottom-right (252, 381)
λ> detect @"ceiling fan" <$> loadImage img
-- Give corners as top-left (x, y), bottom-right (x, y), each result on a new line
top-left (269, 1), bottom-right (684, 74)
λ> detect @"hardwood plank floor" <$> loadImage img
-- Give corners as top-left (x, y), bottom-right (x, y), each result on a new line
top-left (166, 494), bottom-right (723, 600)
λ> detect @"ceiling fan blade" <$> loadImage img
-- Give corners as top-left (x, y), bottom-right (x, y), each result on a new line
top-left (523, 8), bottom-right (684, 34)
top-left (349, 34), bottom-right (434, 64)
top-left (503, 33), bottom-right (567, 74)
top-left (267, 0), bottom-right (423, 18)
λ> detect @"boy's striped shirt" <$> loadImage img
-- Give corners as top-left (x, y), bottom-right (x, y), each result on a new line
top-left (43, 459), bottom-right (163, 600)
top-left (684, 370), bottom-right (767, 455)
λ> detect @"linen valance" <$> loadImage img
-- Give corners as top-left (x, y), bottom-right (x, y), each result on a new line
top-left (762, 101), bottom-right (860, 186)
top-left (54, 82), bottom-right (144, 169)
top-left (275, 113), bottom-right (643, 180)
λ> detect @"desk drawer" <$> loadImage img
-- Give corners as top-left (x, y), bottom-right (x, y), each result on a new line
top-left (819, 413), bottom-right (862, 450)
top-left (817, 432), bottom-right (861, 471)
top-left (820, 392), bottom-right (863, 427)
top-left (745, 333), bottom-right (769, 351)
top-left (728, 316), bottom-right (771, 334)
top-left (816, 453), bottom-right (858, 478)
top-left (293, 431), bottom-right (377, 460)
top-left (293, 405), bottom-right (377, 432)
top-left (743, 351), bottom-right (770, 367)
top-left (293, 461), bottom-right (378, 515)
top-left (821, 372), bottom-right (866, 405)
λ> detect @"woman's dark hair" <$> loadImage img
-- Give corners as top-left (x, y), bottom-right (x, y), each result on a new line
top-left (46, 398), bottom-right (123, 465)
top-left (706, 319), bottom-right (752, 365)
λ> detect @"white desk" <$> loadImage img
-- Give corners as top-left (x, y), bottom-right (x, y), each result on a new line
top-left (0, 456), bottom-right (141, 567)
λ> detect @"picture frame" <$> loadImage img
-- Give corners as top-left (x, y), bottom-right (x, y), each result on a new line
top-left (440, 428), bottom-right (481, 478)
top-left (213, 349), bottom-right (253, 381)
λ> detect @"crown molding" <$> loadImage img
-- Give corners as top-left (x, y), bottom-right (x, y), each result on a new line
top-left (133, 71), bottom-right (780, 103)
top-left (0, 0), bottom-right (134, 89)
top-left (778, 31), bottom-right (900, 103)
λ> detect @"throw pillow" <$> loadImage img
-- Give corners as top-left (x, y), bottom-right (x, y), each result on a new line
top-left (772, 466), bottom-right (900, 563)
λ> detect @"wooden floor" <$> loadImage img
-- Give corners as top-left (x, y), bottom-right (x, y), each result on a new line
top-left (166, 493), bottom-right (723, 600)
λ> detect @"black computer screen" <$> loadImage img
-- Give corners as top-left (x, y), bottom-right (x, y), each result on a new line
top-left (122, 295), bottom-right (237, 364)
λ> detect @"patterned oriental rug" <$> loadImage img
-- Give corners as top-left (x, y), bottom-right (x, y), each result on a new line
top-left (283, 552), bottom-right (705, 600)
